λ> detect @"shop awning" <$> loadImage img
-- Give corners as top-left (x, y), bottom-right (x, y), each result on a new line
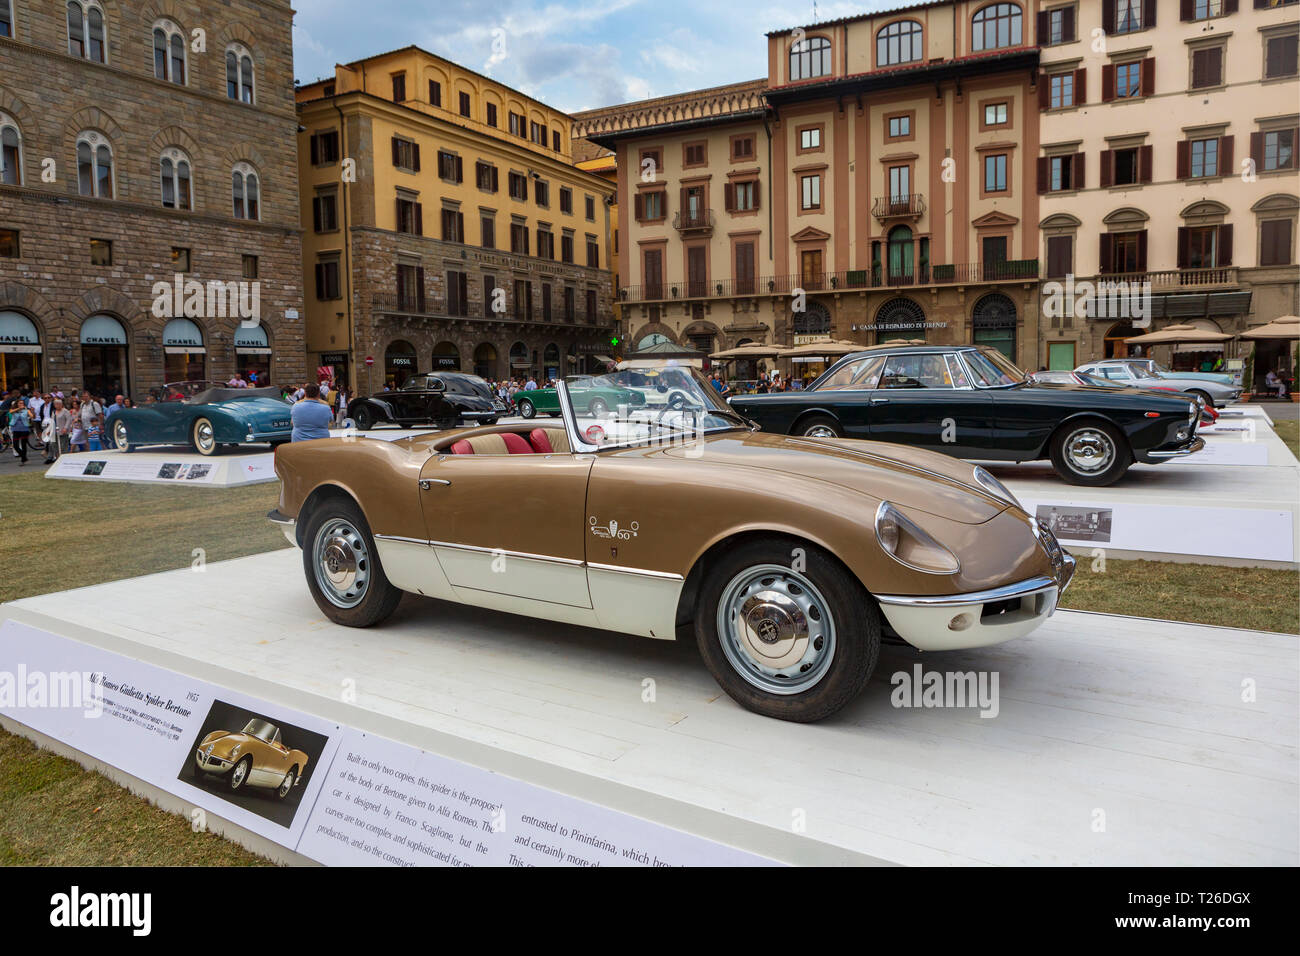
top-left (80, 314), bottom-right (127, 346)
top-left (0, 311), bottom-right (41, 353)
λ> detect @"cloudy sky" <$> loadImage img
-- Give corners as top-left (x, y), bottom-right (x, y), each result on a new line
top-left (293, 0), bottom-right (892, 113)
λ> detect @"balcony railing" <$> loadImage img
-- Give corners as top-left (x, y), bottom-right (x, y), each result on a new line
top-left (620, 259), bottom-right (1039, 302)
top-left (672, 208), bottom-right (715, 233)
top-left (1104, 267), bottom-right (1239, 290)
top-left (871, 193), bottom-right (926, 220)
top-left (372, 293), bottom-right (614, 329)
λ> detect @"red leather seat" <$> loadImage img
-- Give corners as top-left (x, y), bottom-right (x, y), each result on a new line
top-left (500, 432), bottom-right (533, 454)
top-left (528, 428), bottom-right (554, 453)
top-left (450, 439), bottom-right (475, 455)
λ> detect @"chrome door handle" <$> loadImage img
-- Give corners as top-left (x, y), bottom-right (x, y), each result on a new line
top-left (870, 397), bottom-right (890, 405)
top-left (419, 478), bottom-right (451, 489)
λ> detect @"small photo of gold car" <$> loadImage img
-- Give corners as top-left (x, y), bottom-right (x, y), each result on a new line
top-left (194, 719), bottom-right (309, 800)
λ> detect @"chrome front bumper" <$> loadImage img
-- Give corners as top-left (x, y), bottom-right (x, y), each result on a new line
top-left (1145, 436), bottom-right (1206, 460)
top-left (875, 553), bottom-right (1076, 651)
top-left (195, 749), bottom-right (234, 775)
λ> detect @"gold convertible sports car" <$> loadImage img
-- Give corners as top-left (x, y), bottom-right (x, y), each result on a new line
top-left (194, 719), bottom-right (309, 799)
top-left (269, 365), bottom-right (1075, 723)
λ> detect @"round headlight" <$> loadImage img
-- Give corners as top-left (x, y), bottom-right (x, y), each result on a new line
top-left (877, 506), bottom-right (900, 554)
top-left (875, 501), bottom-right (960, 574)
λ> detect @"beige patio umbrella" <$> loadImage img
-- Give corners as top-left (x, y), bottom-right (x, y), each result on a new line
top-left (709, 343), bottom-right (784, 360)
top-left (1239, 316), bottom-right (1300, 340)
top-left (1123, 323), bottom-right (1235, 345)
top-left (777, 340), bottom-right (863, 358)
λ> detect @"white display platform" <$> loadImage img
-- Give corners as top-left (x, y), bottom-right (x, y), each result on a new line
top-left (982, 409), bottom-right (1300, 568)
top-left (3, 550), bottom-right (1296, 866)
top-left (38, 426), bottom-right (478, 488)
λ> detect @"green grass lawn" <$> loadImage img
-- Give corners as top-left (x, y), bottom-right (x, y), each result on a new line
top-left (1271, 418), bottom-right (1299, 458)
top-left (0, 467), bottom-right (1295, 865)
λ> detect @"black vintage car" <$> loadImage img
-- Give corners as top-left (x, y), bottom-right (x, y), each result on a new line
top-left (346, 372), bottom-right (506, 430)
top-left (728, 345), bottom-right (1205, 486)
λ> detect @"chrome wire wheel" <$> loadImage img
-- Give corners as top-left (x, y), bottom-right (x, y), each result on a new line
top-left (278, 770), bottom-right (296, 798)
top-left (192, 418), bottom-right (216, 454)
top-left (803, 423), bottom-right (838, 438)
top-left (715, 563), bottom-right (836, 696)
top-left (1063, 426), bottom-right (1115, 476)
top-left (230, 757), bottom-right (249, 789)
top-left (312, 517), bottom-right (371, 609)
top-left (113, 420), bottom-right (129, 450)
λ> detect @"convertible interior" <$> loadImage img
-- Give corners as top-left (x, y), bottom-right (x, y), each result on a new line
top-left (433, 426), bottom-right (572, 455)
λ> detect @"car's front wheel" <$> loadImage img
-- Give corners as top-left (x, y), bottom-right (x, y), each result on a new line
top-left (112, 419), bottom-right (132, 452)
top-left (302, 496), bottom-right (402, 627)
top-left (798, 415), bottom-right (843, 439)
top-left (191, 417), bottom-right (217, 456)
top-left (589, 398), bottom-right (609, 417)
top-left (1188, 389), bottom-right (1215, 408)
top-left (1050, 420), bottom-right (1130, 486)
top-left (517, 399), bottom-right (536, 419)
top-left (353, 406), bottom-right (375, 430)
top-left (228, 756), bottom-right (253, 792)
top-left (694, 538), bottom-right (880, 722)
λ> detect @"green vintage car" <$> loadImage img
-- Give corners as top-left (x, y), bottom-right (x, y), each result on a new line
top-left (515, 377), bottom-right (646, 419)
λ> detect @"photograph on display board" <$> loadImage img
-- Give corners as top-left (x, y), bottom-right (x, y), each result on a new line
top-left (186, 464), bottom-right (212, 480)
top-left (179, 700), bottom-right (330, 827)
top-left (1036, 506), bottom-right (1114, 544)
top-left (81, 460), bottom-right (106, 476)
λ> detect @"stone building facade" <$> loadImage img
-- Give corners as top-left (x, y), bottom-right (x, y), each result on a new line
top-left (0, 0), bottom-right (305, 398)
top-left (296, 47), bottom-right (617, 392)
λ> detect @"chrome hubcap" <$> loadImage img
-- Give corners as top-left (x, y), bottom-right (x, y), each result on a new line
top-left (232, 760), bottom-right (247, 786)
top-left (114, 421), bottom-right (127, 448)
top-left (805, 425), bottom-right (837, 438)
top-left (1065, 428), bottom-right (1114, 474)
top-left (280, 772), bottom-right (294, 796)
top-left (313, 518), bottom-right (370, 608)
top-left (195, 421), bottom-right (214, 452)
top-left (717, 564), bottom-right (835, 695)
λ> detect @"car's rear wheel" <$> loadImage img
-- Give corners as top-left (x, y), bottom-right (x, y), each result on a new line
top-left (277, 768), bottom-right (297, 800)
top-left (798, 415), bottom-right (842, 439)
top-left (191, 417), bottom-right (217, 456)
top-left (518, 398), bottom-right (536, 419)
top-left (589, 397), bottom-right (609, 417)
top-left (112, 419), bottom-right (131, 452)
top-left (228, 756), bottom-right (252, 792)
top-left (354, 407), bottom-right (375, 430)
top-left (694, 538), bottom-right (880, 722)
top-left (302, 496), bottom-right (402, 627)
top-left (1050, 420), bottom-right (1130, 486)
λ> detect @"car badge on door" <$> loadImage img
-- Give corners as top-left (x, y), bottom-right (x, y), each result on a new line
top-left (589, 516), bottom-right (638, 540)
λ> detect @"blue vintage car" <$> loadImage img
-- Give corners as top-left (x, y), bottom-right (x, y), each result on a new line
top-left (106, 381), bottom-right (293, 456)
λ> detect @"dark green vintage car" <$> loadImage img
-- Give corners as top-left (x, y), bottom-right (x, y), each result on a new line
top-left (515, 376), bottom-right (647, 419)
top-left (106, 381), bottom-right (293, 456)
top-left (728, 345), bottom-right (1205, 486)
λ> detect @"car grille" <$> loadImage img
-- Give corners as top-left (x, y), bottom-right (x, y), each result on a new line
top-left (1035, 519), bottom-right (1066, 572)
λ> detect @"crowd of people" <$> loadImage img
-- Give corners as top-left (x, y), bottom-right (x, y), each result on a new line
top-left (1, 386), bottom-right (128, 465)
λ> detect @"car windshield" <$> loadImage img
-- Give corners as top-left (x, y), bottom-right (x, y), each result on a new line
top-left (559, 365), bottom-right (747, 449)
top-left (1129, 364), bottom-right (1162, 380)
top-left (962, 349), bottom-right (1026, 387)
top-left (152, 381), bottom-right (222, 403)
top-left (241, 719), bottom-right (278, 743)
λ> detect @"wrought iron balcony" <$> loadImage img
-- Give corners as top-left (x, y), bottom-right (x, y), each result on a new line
top-left (871, 193), bottom-right (926, 221)
top-left (672, 208), bottom-right (715, 234)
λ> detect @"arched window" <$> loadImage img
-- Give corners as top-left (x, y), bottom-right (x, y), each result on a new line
top-left (67, 1), bottom-right (106, 63)
top-left (971, 293), bottom-right (1018, 360)
top-left (153, 20), bottom-right (186, 84)
top-left (789, 35), bottom-right (832, 81)
top-left (226, 44), bottom-right (255, 104)
top-left (160, 147), bottom-right (192, 210)
top-left (76, 131), bottom-right (113, 198)
top-left (0, 114), bottom-right (21, 186)
top-left (231, 162), bottom-right (259, 219)
top-left (972, 3), bottom-right (1022, 52)
top-left (877, 20), bottom-right (923, 67)
top-left (874, 297), bottom-right (927, 343)
top-left (793, 302), bottom-right (832, 336)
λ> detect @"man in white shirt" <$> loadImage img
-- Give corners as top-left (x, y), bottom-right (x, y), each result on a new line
top-left (525, 376), bottom-right (537, 390)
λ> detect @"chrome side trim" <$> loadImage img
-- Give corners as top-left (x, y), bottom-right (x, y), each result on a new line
top-left (373, 533), bottom-right (429, 546)
top-left (586, 562), bottom-right (684, 581)
top-left (428, 539), bottom-right (585, 567)
top-left (875, 575), bottom-right (1059, 608)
